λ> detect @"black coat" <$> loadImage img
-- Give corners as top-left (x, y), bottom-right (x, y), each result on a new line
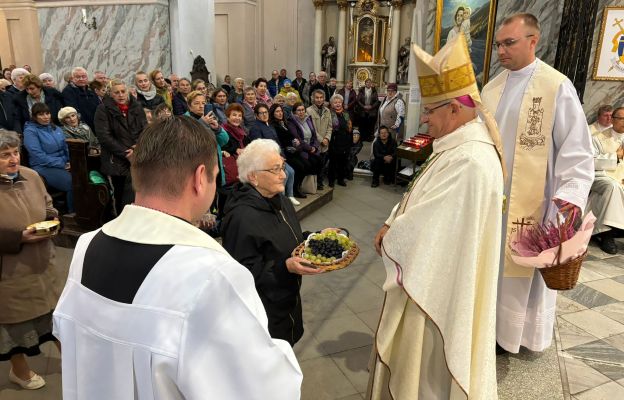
top-left (373, 136), bottom-right (397, 159)
top-left (221, 183), bottom-right (304, 345)
top-left (94, 95), bottom-right (147, 177)
top-left (172, 92), bottom-right (188, 115)
top-left (0, 92), bottom-right (20, 132)
top-left (13, 87), bottom-right (64, 129)
top-left (62, 84), bottom-right (101, 131)
top-left (136, 92), bottom-right (164, 110)
top-left (291, 78), bottom-right (307, 99)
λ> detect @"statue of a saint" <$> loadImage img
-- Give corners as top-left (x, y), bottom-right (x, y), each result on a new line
top-left (397, 37), bottom-right (410, 84)
top-left (321, 36), bottom-right (337, 78)
top-left (190, 55), bottom-right (214, 90)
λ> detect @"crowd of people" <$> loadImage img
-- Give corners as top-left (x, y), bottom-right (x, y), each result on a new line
top-left (0, 10), bottom-right (622, 399)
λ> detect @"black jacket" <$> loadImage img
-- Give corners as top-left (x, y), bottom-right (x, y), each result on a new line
top-left (310, 82), bottom-right (331, 102)
top-left (291, 78), bottom-right (307, 99)
top-left (0, 92), bottom-right (20, 132)
top-left (172, 92), bottom-right (188, 115)
top-left (221, 183), bottom-right (304, 345)
top-left (13, 87), bottom-right (64, 129)
top-left (136, 92), bottom-right (164, 110)
top-left (373, 136), bottom-right (397, 159)
top-left (94, 95), bottom-right (147, 176)
top-left (62, 84), bottom-right (101, 131)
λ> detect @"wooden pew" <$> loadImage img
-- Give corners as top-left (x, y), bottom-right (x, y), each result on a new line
top-left (65, 139), bottom-right (110, 230)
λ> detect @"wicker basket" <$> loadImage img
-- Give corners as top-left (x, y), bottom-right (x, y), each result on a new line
top-left (539, 250), bottom-right (586, 290)
top-left (292, 241), bottom-right (359, 272)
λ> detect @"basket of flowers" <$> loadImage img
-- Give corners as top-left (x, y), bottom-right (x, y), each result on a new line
top-left (509, 210), bottom-right (596, 290)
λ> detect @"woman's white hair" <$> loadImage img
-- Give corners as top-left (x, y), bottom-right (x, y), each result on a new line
top-left (10, 68), bottom-right (28, 82)
top-left (237, 139), bottom-right (281, 184)
top-left (330, 93), bottom-right (344, 104)
top-left (286, 92), bottom-right (298, 100)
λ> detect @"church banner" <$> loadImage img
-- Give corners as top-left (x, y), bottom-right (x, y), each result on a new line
top-left (592, 6), bottom-right (624, 81)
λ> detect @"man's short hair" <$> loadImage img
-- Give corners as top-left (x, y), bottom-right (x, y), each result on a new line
top-left (132, 116), bottom-right (218, 198)
top-left (312, 89), bottom-right (326, 98)
top-left (598, 105), bottom-right (614, 115)
top-left (612, 107), bottom-right (624, 118)
top-left (0, 130), bottom-right (21, 150)
top-left (71, 67), bottom-right (87, 78)
top-left (501, 13), bottom-right (540, 33)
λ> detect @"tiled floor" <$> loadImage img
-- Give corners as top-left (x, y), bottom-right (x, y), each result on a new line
top-left (558, 242), bottom-right (624, 399)
top-left (1, 175), bottom-right (623, 399)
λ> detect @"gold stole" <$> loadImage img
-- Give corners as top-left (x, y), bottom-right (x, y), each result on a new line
top-left (482, 60), bottom-right (566, 278)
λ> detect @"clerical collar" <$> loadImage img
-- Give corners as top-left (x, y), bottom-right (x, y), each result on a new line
top-left (508, 58), bottom-right (538, 78)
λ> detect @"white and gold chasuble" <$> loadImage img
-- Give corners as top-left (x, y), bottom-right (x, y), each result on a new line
top-left (368, 121), bottom-right (503, 399)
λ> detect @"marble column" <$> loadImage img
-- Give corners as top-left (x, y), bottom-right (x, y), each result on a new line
top-left (405, 0), bottom-right (427, 139)
top-left (170, 0), bottom-right (215, 79)
top-left (336, 1), bottom-right (348, 83)
top-left (313, 0), bottom-right (324, 73)
top-left (388, 0), bottom-right (403, 83)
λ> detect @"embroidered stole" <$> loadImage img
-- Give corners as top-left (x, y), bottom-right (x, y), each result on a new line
top-left (481, 60), bottom-right (566, 278)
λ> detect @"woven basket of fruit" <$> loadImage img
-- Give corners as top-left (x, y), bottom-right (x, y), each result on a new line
top-left (292, 230), bottom-right (359, 272)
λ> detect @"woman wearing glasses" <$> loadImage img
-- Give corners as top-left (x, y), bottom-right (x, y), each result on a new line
top-left (221, 139), bottom-right (322, 346)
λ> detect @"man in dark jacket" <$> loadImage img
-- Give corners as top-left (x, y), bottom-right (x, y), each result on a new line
top-left (336, 80), bottom-right (357, 114)
top-left (310, 71), bottom-right (331, 102)
top-left (267, 70), bottom-right (283, 98)
top-left (371, 125), bottom-right (397, 187)
top-left (6, 68), bottom-right (28, 96)
top-left (62, 67), bottom-right (101, 131)
top-left (0, 91), bottom-right (20, 132)
top-left (291, 70), bottom-right (307, 101)
top-left (355, 78), bottom-right (380, 141)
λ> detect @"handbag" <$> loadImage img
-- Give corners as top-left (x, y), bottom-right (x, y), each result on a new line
top-left (301, 175), bottom-right (317, 194)
top-left (222, 155), bottom-right (239, 186)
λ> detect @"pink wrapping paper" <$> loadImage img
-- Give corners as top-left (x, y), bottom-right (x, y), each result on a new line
top-left (510, 212), bottom-right (596, 269)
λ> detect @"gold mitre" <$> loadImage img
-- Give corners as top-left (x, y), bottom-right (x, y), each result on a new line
top-left (413, 35), bottom-right (479, 105)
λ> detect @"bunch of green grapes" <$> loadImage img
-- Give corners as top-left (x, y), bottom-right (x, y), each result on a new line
top-left (303, 231), bottom-right (352, 263)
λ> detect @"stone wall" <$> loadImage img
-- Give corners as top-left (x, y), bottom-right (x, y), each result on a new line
top-left (38, 3), bottom-right (171, 87)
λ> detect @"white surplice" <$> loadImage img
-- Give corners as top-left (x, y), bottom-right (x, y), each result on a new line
top-left (53, 205), bottom-right (302, 400)
top-left (488, 59), bottom-right (594, 353)
top-left (368, 120), bottom-right (503, 399)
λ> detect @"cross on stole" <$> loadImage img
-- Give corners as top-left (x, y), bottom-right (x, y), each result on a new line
top-left (512, 217), bottom-right (532, 235)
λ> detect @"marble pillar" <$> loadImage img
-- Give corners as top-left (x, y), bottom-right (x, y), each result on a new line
top-left (405, 0), bottom-right (427, 138)
top-left (313, 0), bottom-right (324, 73)
top-left (38, 3), bottom-right (170, 87)
top-left (388, 1), bottom-right (403, 83)
top-left (336, 1), bottom-right (347, 83)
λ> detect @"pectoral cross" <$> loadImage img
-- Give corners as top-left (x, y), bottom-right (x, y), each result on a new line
top-left (512, 217), bottom-right (532, 235)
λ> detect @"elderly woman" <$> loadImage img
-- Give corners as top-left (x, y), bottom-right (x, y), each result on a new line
top-left (328, 93), bottom-right (353, 187)
top-left (241, 86), bottom-right (258, 129)
top-left (94, 79), bottom-right (147, 214)
top-left (150, 69), bottom-right (172, 109)
top-left (221, 139), bottom-right (321, 346)
top-left (172, 78), bottom-right (192, 115)
top-left (254, 78), bottom-right (273, 107)
top-left (228, 77), bottom-right (245, 104)
top-left (287, 102), bottom-right (322, 184)
top-left (283, 92), bottom-right (298, 120)
top-left (38, 73), bottom-right (56, 89)
top-left (134, 71), bottom-right (164, 110)
top-left (185, 91), bottom-right (229, 187)
top-left (249, 103), bottom-right (299, 204)
top-left (14, 74), bottom-right (64, 129)
top-left (23, 103), bottom-right (74, 212)
top-left (0, 131), bottom-right (65, 390)
top-left (58, 106), bottom-right (100, 154)
top-left (7, 68), bottom-right (28, 95)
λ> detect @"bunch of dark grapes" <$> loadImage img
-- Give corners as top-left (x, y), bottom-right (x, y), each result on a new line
top-left (308, 238), bottom-right (344, 259)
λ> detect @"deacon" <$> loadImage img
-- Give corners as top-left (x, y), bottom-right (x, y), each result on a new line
top-left (369, 35), bottom-right (504, 399)
top-left (481, 13), bottom-right (594, 354)
top-left (586, 106), bottom-right (624, 254)
top-left (53, 117), bottom-right (302, 399)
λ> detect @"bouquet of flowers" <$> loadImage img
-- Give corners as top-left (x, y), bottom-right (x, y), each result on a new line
top-left (509, 209), bottom-right (596, 290)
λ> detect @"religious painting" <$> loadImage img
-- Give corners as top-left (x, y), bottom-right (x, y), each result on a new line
top-left (592, 7), bottom-right (624, 81)
top-left (434, 0), bottom-right (498, 87)
top-left (357, 17), bottom-right (375, 62)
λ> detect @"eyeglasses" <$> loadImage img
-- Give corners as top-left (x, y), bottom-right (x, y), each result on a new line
top-left (493, 34), bottom-right (535, 50)
top-left (257, 111), bottom-right (269, 116)
top-left (257, 164), bottom-right (286, 175)
top-left (422, 102), bottom-right (450, 116)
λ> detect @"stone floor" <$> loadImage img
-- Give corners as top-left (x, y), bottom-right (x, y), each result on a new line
top-left (1, 175), bottom-right (623, 399)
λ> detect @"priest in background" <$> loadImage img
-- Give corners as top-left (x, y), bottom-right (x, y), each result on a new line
top-left (53, 117), bottom-right (302, 399)
top-left (589, 105), bottom-right (613, 136)
top-left (481, 13), bottom-right (594, 355)
top-left (368, 35), bottom-right (504, 399)
top-left (586, 106), bottom-right (624, 254)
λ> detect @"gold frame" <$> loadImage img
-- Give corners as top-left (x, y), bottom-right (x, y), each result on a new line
top-left (351, 13), bottom-right (388, 64)
top-left (592, 6), bottom-right (624, 81)
top-left (433, 0), bottom-right (498, 86)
